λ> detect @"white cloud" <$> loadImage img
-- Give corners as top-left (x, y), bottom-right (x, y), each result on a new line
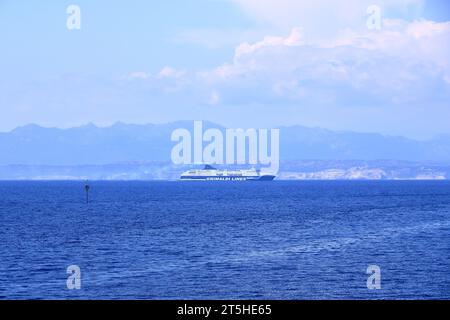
top-left (171, 28), bottom-right (270, 49)
top-left (208, 90), bottom-right (220, 105)
top-left (235, 27), bottom-right (303, 59)
top-left (157, 66), bottom-right (186, 79)
top-left (119, 14), bottom-right (449, 137)
top-left (231, 0), bottom-right (425, 34)
top-left (201, 18), bottom-right (450, 107)
top-left (445, 75), bottom-right (450, 85)
top-left (128, 71), bottom-right (150, 79)
top-left (124, 17), bottom-right (449, 129)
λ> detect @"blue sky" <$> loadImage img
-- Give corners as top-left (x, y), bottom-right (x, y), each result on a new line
top-left (1, 0), bottom-right (449, 138)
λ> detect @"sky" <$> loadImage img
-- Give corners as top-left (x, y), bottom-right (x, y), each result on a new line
top-left (0, 0), bottom-right (449, 139)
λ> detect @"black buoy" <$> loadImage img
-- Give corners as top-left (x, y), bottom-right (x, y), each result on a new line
top-left (84, 181), bottom-right (90, 204)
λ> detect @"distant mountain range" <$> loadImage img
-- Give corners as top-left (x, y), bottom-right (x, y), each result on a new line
top-left (1, 122), bottom-right (450, 166)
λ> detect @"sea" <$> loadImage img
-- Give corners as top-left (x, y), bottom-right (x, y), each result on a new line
top-left (0, 181), bottom-right (449, 300)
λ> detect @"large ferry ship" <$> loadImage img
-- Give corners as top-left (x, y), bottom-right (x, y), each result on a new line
top-left (180, 165), bottom-right (276, 181)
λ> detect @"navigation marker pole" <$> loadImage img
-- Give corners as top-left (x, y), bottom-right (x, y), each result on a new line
top-left (85, 181), bottom-right (90, 204)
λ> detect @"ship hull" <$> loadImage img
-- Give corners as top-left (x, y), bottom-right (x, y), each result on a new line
top-left (180, 175), bottom-right (275, 181)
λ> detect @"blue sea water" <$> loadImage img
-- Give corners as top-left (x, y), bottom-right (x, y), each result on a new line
top-left (0, 181), bottom-right (449, 300)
